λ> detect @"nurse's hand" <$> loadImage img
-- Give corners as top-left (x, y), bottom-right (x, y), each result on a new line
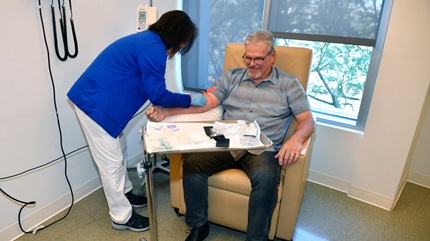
top-left (190, 93), bottom-right (207, 106)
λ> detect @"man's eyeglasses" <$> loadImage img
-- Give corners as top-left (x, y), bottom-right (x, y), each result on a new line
top-left (242, 51), bottom-right (272, 64)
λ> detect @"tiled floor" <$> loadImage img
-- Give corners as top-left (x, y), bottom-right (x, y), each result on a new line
top-left (14, 170), bottom-right (430, 241)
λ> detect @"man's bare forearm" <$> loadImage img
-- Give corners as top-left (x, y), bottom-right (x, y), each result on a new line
top-left (161, 104), bottom-right (212, 117)
top-left (289, 111), bottom-right (315, 144)
top-left (146, 93), bottom-right (220, 122)
top-left (161, 92), bottom-right (218, 117)
top-left (292, 117), bottom-right (315, 143)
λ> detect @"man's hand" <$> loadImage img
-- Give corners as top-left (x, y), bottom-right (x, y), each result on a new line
top-left (274, 136), bottom-right (303, 168)
top-left (146, 106), bottom-right (166, 122)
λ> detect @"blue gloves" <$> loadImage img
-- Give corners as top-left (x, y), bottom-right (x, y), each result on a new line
top-left (190, 93), bottom-right (207, 106)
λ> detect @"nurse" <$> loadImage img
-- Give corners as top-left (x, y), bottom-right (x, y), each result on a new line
top-left (67, 10), bottom-right (205, 232)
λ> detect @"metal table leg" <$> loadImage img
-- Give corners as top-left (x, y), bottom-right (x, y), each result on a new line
top-left (143, 153), bottom-right (158, 241)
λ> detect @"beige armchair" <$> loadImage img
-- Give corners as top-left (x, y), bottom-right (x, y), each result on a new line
top-left (169, 43), bottom-right (313, 241)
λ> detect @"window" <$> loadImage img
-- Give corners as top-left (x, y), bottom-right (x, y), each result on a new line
top-left (182, 0), bottom-right (392, 130)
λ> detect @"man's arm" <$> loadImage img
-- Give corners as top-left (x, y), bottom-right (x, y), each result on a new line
top-left (146, 93), bottom-right (220, 122)
top-left (274, 111), bottom-right (315, 168)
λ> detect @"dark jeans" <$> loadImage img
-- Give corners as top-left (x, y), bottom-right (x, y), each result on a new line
top-left (182, 151), bottom-right (281, 241)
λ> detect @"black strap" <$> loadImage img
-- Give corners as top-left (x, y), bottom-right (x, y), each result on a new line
top-left (204, 126), bottom-right (230, 147)
top-left (51, 0), bottom-right (78, 61)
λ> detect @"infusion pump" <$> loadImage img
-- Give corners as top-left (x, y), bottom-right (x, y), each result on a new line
top-left (136, 5), bottom-right (157, 32)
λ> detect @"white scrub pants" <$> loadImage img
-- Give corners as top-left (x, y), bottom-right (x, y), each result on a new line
top-left (74, 105), bottom-right (133, 224)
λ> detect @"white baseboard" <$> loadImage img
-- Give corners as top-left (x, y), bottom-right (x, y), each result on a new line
top-left (3, 177), bottom-right (101, 241)
top-left (307, 170), bottom-right (351, 193)
top-left (347, 185), bottom-right (394, 211)
top-left (408, 171), bottom-right (430, 189)
top-left (307, 169), bottom-right (394, 210)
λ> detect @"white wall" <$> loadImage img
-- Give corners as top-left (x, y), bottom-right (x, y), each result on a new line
top-left (0, 1), bottom-right (179, 240)
top-left (308, 0), bottom-right (430, 210)
top-left (1, 0), bottom-right (429, 240)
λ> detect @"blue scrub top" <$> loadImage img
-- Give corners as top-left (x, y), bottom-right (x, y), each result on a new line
top-left (68, 30), bottom-right (191, 138)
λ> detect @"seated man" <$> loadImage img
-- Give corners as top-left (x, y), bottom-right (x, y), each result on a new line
top-left (146, 30), bottom-right (315, 241)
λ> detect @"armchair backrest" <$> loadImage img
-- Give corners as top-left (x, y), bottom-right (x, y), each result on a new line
top-left (223, 43), bottom-right (312, 91)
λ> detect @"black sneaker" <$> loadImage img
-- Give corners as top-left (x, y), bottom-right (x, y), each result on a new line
top-left (185, 222), bottom-right (209, 241)
top-left (125, 191), bottom-right (148, 208)
top-left (112, 211), bottom-right (150, 232)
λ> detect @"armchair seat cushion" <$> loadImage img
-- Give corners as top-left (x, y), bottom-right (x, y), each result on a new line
top-left (209, 169), bottom-right (252, 195)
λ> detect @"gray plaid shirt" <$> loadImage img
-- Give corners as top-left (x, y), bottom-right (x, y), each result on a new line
top-left (211, 67), bottom-right (311, 151)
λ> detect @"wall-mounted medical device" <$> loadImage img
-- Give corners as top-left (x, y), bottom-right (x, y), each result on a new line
top-left (136, 5), bottom-right (157, 32)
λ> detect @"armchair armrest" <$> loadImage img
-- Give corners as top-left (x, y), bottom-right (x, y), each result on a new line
top-left (276, 135), bottom-right (313, 240)
top-left (169, 153), bottom-right (186, 213)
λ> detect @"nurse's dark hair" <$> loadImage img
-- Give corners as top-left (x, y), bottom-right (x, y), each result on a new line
top-left (148, 10), bottom-right (198, 55)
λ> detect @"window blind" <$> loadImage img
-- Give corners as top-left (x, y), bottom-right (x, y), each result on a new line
top-left (267, 0), bottom-right (385, 46)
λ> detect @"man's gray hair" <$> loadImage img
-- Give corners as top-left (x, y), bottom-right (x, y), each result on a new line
top-left (244, 30), bottom-right (275, 52)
